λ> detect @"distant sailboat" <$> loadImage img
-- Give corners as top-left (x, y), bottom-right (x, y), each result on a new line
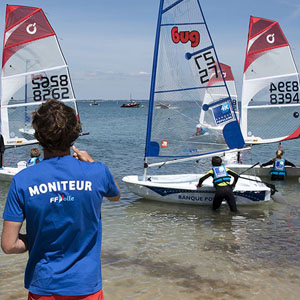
top-left (192, 62), bottom-right (239, 145)
top-left (123, 0), bottom-right (272, 205)
top-left (0, 4), bottom-right (83, 181)
top-left (121, 93), bottom-right (142, 108)
top-left (120, 101), bottom-right (140, 108)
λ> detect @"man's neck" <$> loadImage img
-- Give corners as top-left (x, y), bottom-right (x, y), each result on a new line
top-left (43, 148), bottom-right (71, 159)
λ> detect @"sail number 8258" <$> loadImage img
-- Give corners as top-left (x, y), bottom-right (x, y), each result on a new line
top-left (269, 81), bottom-right (299, 104)
top-left (32, 75), bottom-right (70, 101)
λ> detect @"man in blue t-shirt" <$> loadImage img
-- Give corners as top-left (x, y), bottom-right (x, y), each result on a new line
top-left (1, 99), bottom-right (120, 300)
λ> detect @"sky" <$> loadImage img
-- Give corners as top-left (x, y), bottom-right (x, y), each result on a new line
top-left (0, 0), bottom-right (300, 100)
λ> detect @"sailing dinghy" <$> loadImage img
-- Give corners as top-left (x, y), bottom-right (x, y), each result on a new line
top-left (123, 0), bottom-right (271, 205)
top-left (225, 16), bottom-right (300, 177)
top-left (192, 62), bottom-right (239, 145)
top-left (0, 5), bottom-right (80, 181)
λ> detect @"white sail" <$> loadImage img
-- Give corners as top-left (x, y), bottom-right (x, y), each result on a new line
top-left (144, 0), bottom-right (244, 161)
top-left (198, 63), bottom-right (239, 132)
top-left (240, 16), bottom-right (300, 144)
top-left (1, 5), bottom-right (78, 147)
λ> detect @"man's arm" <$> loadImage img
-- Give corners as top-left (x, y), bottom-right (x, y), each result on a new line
top-left (1, 221), bottom-right (27, 254)
top-left (106, 180), bottom-right (121, 202)
top-left (72, 145), bottom-right (121, 201)
top-left (227, 169), bottom-right (239, 187)
top-left (261, 159), bottom-right (274, 167)
top-left (72, 145), bottom-right (95, 162)
top-left (285, 159), bottom-right (296, 167)
top-left (197, 172), bottom-right (212, 187)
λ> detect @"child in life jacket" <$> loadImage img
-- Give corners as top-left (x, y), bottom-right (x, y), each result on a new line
top-left (197, 156), bottom-right (239, 212)
top-left (260, 149), bottom-right (295, 180)
top-left (27, 147), bottom-right (42, 167)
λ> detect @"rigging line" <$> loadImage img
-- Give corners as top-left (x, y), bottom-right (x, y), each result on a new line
top-left (158, 101), bottom-right (198, 123)
top-left (203, 97), bottom-right (231, 110)
top-left (185, 45), bottom-right (213, 60)
top-left (247, 103), bottom-right (300, 109)
top-left (163, 0), bottom-right (184, 13)
top-left (2, 98), bottom-right (76, 108)
top-left (162, 22), bottom-right (205, 26)
top-left (147, 147), bottom-right (251, 168)
top-left (155, 84), bottom-right (225, 94)
top-left (2, 65), bottom-right (68, 80)
top-left (245, 72), bottom-right (298, 82)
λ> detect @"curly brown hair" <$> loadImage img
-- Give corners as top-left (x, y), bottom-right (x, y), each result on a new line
top-left (30, 147), bottom-right (41, 158)
top-left (32, 99), bottom-right (81, 152)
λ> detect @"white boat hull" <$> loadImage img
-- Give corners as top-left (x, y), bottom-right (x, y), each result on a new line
top-left (122, 174), bottom-right (271, 205)
top-left (19, 127), bottom-right (35, 136)
top-left (225, 163), bottom-right (300, 178)
top-left (0, 161), bottom-right (27, 182)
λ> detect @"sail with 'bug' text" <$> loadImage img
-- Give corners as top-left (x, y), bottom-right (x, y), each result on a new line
top-left (122, 0), bottom-right (273, 207)
top-left (144, 0), bottom-right (244, 162)
top-left (1, 5), bottom-right (79, 147)
top-left (240, 16), bottom-right (300, 144)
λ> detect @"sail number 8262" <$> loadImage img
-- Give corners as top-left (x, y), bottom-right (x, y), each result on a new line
top-left (32, 75), bottom-right (70, 101)
top-left (269, 81), bottom-right (299, 104)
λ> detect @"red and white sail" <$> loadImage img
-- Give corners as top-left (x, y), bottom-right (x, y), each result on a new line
top-left (199, 63), bottom-right (239, 128)
top-left (1, 5), bottom-right (78, 146)
top-left (241, 16), bottom-right (300, 144)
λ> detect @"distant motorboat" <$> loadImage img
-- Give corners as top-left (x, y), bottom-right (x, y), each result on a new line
top-left (120, 101), bottom-right (140, 108)
top-left (155, 102), bottom-right (170, 109)
top-left (90, 100), bottom-right (98, 106)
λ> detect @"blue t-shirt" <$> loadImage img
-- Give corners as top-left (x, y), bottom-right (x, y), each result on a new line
top-left (2, 155), bottom-right (119, 296)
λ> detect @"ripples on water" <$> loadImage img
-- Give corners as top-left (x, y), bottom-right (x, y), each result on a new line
top-left (1, 101), bottom-right (300, 300)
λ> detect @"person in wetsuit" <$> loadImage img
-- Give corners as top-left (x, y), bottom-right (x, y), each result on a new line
top-left (261, 149), bottom-right (295, 180)
top-left (197, 156), bottom-right (239, 212)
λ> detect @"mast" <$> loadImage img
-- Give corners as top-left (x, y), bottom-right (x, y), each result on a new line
top-left (143, 0), bottom-right (164, 180)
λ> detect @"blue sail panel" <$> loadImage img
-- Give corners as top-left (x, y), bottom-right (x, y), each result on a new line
top-left (145, 0), bottom-right (244, 158)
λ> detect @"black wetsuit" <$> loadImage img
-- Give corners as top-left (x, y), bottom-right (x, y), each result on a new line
top-left (198, 166), bottom-right (239, 212)
top-left (261, 158), bottom-right (295, 180)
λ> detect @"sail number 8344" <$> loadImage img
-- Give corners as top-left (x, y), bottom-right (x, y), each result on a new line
top-left (269, 81), bottom-right (299, 104)
top-left (32, 75), bottom-right (70, 101)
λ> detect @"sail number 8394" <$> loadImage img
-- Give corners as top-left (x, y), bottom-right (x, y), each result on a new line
top-left (32, 75), bottom-right (70, 101)
top-left (269, 81), bottom-right (299, 104)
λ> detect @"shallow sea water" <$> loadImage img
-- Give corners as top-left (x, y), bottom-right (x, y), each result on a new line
top-left (1, 101), bottom-right (300, 300)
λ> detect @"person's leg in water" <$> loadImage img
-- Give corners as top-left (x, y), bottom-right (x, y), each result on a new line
top-left (224, 186), bottom-right (238, 212)
top-left (212, 187), bottom-right (224, 210)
